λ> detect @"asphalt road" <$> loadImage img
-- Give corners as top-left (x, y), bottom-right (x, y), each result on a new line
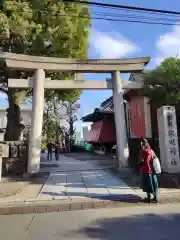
top-left (1, 203), bottom-right (180, 240)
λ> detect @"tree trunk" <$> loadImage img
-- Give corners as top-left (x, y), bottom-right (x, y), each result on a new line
top-left (4, 89), bottom-right (23, 141)
top-left (56, 127), bottom-right (60, 142)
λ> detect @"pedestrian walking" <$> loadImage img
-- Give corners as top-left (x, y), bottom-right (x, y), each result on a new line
top-left (62, 141), bottom-right (67, 153)
top-left (55, 141), bottom-right (60, 161)
top-left (47, 141), bottom-right (53, 161)
top-left (139, 139), bottom-right (160, 203)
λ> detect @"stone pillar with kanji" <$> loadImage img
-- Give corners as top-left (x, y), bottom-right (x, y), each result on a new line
top-left (157, 106), bottom-right (180, 173)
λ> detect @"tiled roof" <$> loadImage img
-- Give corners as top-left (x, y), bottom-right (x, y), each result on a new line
top-left (82, 78), bottom-right (139, 121)
top-left (100, 89), bottom-right (130, 112)
top-left (100, 91), bottom-right (130, 113)
top-left (100, 96), bottom-right (113, 112)
top-left (101, 96), bottom-right (113, 108)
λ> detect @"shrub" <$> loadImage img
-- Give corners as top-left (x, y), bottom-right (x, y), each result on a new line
top-left (41, 144), bottom-right (47, 151)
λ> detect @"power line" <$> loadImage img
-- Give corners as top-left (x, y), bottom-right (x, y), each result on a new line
top-left (63, 0), bottom-right (180, 16)
top-left (57, 13), bottom-right (180, 27)
top-left (100, 8), bottom-right (178, 17)
top-left (89, 4), bottom-right (180, 18)
top-left (60, 1), bottom-right (180, 26)
top-left (92, 11), bottom-right (180, 22)
top-left (8, 4), bottom-right (179, 27)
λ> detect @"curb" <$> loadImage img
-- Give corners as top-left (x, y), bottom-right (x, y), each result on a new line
top-left (0, 195), bottom-right (180, 216)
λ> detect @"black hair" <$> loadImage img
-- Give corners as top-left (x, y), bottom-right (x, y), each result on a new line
top-left (141, 138), bottom-right (148, 144)
top-left (141, 138), bottom-right (150, 148)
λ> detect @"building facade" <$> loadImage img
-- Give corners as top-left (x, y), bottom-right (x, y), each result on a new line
top-left (82, 126), bottom-right (90, 141)
top-left (82, 73), bottom-right (153, 154)
top-left (0, 108), bottom-right (32, 140)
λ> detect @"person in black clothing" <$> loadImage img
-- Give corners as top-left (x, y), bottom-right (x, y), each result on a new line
top-left (47, 141), bottom-right (54, 161)
top-left (54, 141), bottom-right (60, 161)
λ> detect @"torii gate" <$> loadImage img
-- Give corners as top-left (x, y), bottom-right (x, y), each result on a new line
top-left (0, 53), bottom-right (150, 174)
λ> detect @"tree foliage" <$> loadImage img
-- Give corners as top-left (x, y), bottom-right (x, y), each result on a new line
top-left (141, 57), bottom-right (180, 108)
top-left (0, 0), bottom-right (90, 140)
top-left (62, 100), bottom-right (80, 137)
top-left (43, 98), bottom-right (80, 145)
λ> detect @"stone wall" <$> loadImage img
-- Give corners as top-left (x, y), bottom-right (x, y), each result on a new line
top-left (1, 142), bottom-right (28, 176)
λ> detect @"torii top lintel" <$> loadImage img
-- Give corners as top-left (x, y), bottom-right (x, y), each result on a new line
top-left (0, 52), bottom-right (150, 73)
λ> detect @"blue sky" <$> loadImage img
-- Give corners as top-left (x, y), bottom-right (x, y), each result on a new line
top-left (79, 0), bottom-right (180, 125)
top-left (1, 0), bottom-right (180, 131)
top-left (81, 0), bottom-right (180, 122)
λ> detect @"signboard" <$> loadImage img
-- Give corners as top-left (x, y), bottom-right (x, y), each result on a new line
top-left (157, 106), bottom-right (180, 173)
top-left (166, 112), bottom-right (179, 166)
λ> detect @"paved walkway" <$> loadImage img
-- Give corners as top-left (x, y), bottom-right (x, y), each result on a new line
top-left (1, 153), bottom-right (180, 215)
top-left (0, 153), bottom-right (121, 204)
top-left (39, 154), bottom-right (136, 201)
top-left (38, 153), bottom-right (180, 201)
top-left (38, 169), bottom-right (135, 201)
top-left (40, 153), bottom-right (117, 172)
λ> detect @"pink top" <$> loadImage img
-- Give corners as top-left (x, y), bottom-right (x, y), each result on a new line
top-left (140, 146), bottom-right (154, 174)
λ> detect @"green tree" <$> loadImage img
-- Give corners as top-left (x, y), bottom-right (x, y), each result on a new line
top-left (62, 99), bottom-right (80, 151)
top-left (142, 57), bottom-right (180, 108)
top-left (0, 0), bottom-right (90, 140)
top-left (42, 97), bottom-right (80, 147)
top-left (43, 120), bottom-right (57, 141)
top-left (43, 97), bottom-right (62, 141)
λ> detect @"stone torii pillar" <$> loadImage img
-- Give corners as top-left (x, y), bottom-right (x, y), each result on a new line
top-left (27, 72), bottom-right (89, 174)
top-left (112, 71), bottom-right (129, 168)
top-left (5, 53), bottom-right (150, 174)
top-left (28, 69), bottom-right (45, 174)
top-left (8, 76), bottom-right (144, 174)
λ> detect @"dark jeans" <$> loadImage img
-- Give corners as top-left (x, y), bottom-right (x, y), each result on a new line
top-left (47, 151), bottom-right (52, 161)
top-left (55, 151), bottom-right (59, 161)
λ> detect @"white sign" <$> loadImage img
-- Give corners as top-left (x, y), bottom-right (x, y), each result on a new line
top-left (157, 106), bottom-right (180, 173)
top-left (166, 111), bottom-right (179, 166)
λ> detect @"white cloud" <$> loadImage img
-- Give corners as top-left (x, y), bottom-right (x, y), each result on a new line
top-left (156, 25), bottom-right (180, 64)
top-left (89, 29), bottom-right (138, 59)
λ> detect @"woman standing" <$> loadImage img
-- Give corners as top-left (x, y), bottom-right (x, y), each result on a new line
top-left (140, 139), bottom-right (159, 203)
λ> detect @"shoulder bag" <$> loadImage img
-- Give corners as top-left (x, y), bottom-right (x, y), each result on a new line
top-left (151, 150), bottom-right (161, 174)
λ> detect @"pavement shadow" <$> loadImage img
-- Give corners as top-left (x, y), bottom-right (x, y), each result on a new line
top-left (69, 213), bottom-right (180, 239)
top-left (91, 194), bottom-right (142, 202)
top-left (40, 190), bottom-right (142, 202)
top-left (41, 191), bottom-right (65, 197)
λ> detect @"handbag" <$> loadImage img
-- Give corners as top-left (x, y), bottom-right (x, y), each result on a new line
top-left (152, 150), bottom-right (161, 174)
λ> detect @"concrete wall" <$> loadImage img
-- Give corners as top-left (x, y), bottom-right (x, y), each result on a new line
top-left (82, 126), bottom-right (89, 141)
top-left (0, 108), bottom-right (32, 129)
top-left (0, 108), bottom-right (32, 140)
top-left (75, 131), bottom-right (82, 141)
